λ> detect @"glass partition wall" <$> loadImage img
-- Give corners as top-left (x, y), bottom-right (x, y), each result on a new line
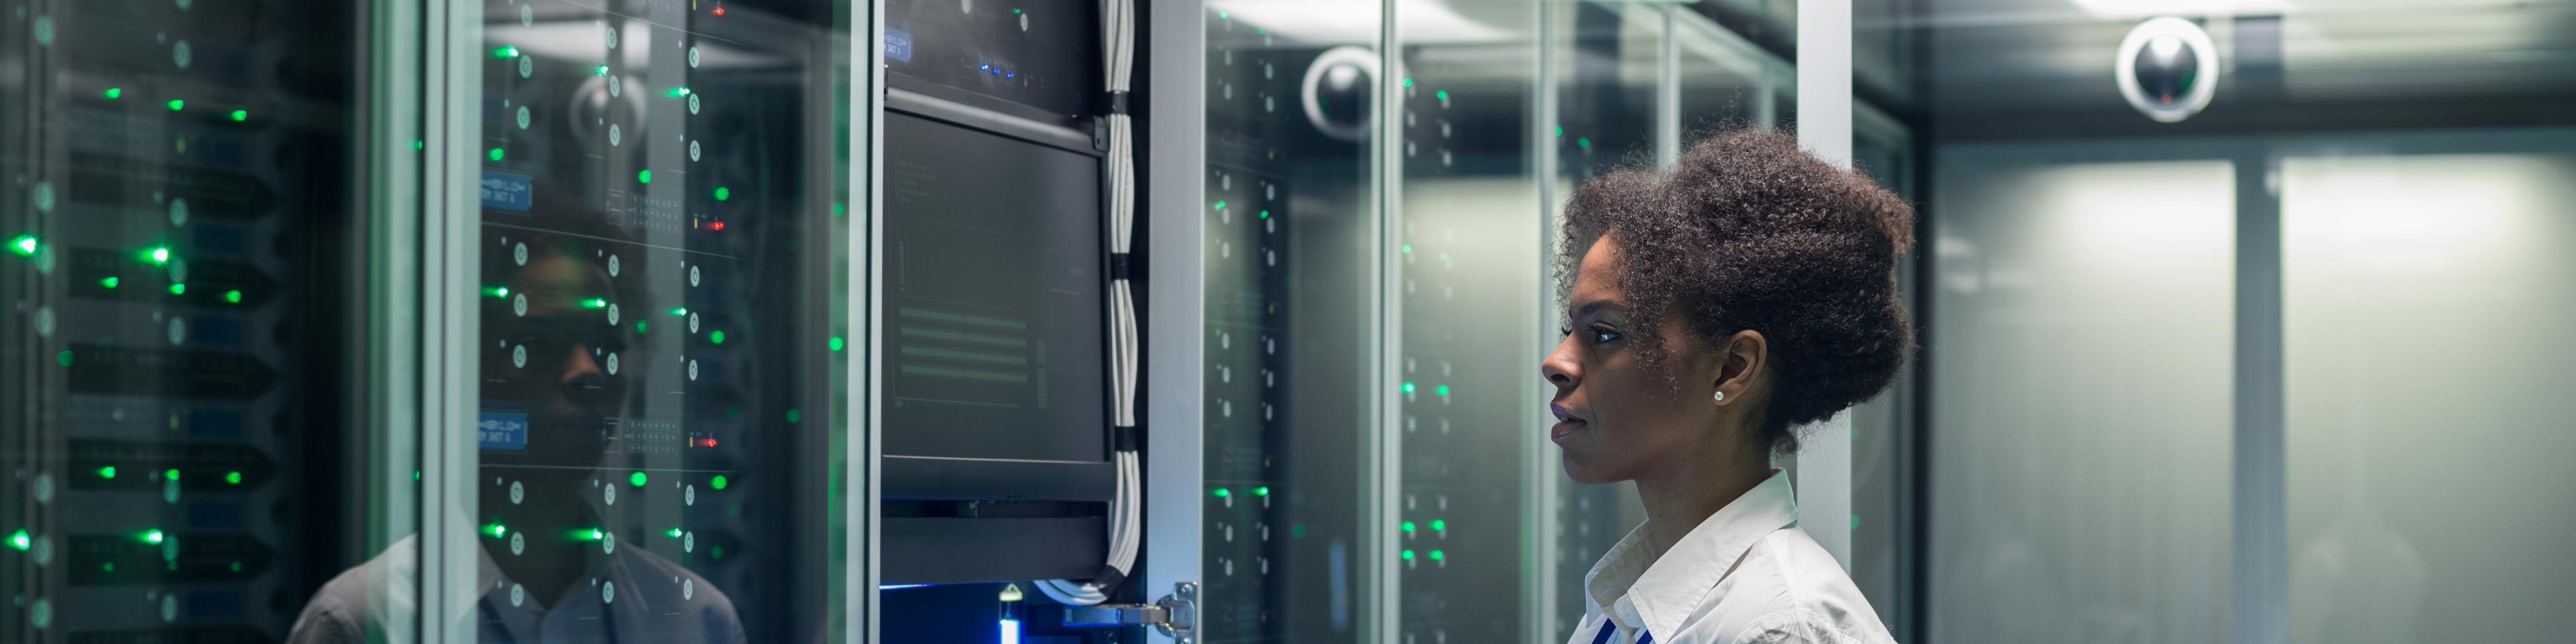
top-left (2, 1), bottom-right (392, 641)
top-left (1391, 1), bottom-right (1544, 643)
top-left (457, 0), bottom-right (862, 641)
top-left (4, 0), bottom-right (865, 641)
top-left (1197, 2), bottom-right (1383, 643)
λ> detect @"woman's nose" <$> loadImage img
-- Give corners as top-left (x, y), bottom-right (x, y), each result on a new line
top-left (1541, 335), bottom-right (1579, 387)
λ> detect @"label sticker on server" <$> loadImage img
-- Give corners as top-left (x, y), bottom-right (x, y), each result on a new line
top-left (478, 412), bottom-right (529, 450)
top-left (482, 170), bottom-right (534, 212)
top-left (884, 29), bottom-right (913, 62)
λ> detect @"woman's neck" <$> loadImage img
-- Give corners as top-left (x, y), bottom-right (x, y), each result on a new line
top-left (1631, 456), bottom-right (1772, 559)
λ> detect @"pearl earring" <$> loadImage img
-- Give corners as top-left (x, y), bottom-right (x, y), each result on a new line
top-left (1713, 390), bottom-right (1725, 403)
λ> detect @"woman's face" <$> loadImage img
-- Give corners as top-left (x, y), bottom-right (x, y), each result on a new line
top-left (1541, 237), bottom-right (1732, 484)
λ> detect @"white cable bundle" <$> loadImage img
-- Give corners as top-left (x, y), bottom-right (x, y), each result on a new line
top-left (1040, 0), bottom-right (1138, 607)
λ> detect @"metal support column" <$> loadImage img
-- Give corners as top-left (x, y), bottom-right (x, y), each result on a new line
top-left (1144, 1), bottom-right (1208, 641)
top-left (1794, 0), bottom-right (1856, 568)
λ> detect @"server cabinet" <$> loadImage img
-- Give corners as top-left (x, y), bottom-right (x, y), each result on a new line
top-left (1, 0), bottom-right (384, 641)
top-left (445, 0), bottom-right (858, 642)
top-left (1197, 3), bottom-right (1384, 643)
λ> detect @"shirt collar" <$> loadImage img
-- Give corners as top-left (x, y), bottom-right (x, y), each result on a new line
top-left (1582, 469), bottom-right (1801, 637)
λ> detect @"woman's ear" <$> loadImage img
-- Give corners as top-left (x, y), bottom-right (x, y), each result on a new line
top-left (1713, 329), bottom-right (1766, 405)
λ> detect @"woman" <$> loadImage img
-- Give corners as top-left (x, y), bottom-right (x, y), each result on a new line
top-left (1543, 128), bottom-right (1912, 644)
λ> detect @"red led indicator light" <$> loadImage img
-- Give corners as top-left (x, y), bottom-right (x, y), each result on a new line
top-left (711, 6), bottom-right (725, 15)
top-left (710, 221), bottom-right (726, 230)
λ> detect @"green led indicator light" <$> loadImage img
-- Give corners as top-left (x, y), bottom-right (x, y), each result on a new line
top-left (711, 546), bottom-right (723, 559)
top-left (166, 99), bottom-right (185, 111)
top-left (98, 466), bottom-right (116, 478)
top-left (164, 469), bottom-right (180, 481)
top-left (667, 87), bottom-right (692, 97)
top-left (1576, 136), bottom-right (1591, 149)
top-left (103, 88), bottom-right (123, 99)
top-left (482, 286), bottom-right (509, 298)
top-left (580, 298), bottom-right (608, 309)
top-left (629, 472), bottom-right (648, 486)
top-left (413, 140), bottom-right (425, 150)
top-left (784, 409), bottom-right (801, 423)
top-left (1258, 209), bottom-right (1270, 219)
top-left (229, 561), bottom-right (242, 572)
top-left (587, 529), bottom-right (604, 541)
top-left (635, 320), bottom-right (648, 333)
top-left (1253, 486), bottom-right (1270, 496)
top-left (1212, 488), bottom-right (1230, 498)
top-left (669, 307), bottom-right (690, 316)
top-left (492, 46), bottom-right (521, 58)
top-left (1430, 519), bottom-right (1445, 531)
top-left (710, 475), bottom-right (729, 490)
top-left (1435, 90), bottom-right (1448, 101)
top-left (1014, 8), bottom-right (1023, 13)
top-left (488, 148), bottom-right (504, 162)
top-left (1400, 521), bottom-right (1415, 532)
top-left (1289, 523), bottom-right (1307, 538)
top-left (1851, 514), bottom-right (1861, 530)
top-left (142, 529), bottom-right (165, 544)
top-left (1555, 125), bottom-right (1564, 136)
top-left (485, 523), bottom-right (508, 537)
top-left (712, 186), bottom-right (729, 201)
top-left (637, 170), bottom-right (652, 183)
top-left (709, 330), bottom-right (726, 344)
top-left (229, 109), bottom-right (247, 121)
top-left (1400, 549), bottom-right (1415, 560)
top-left (224, 471), bottom-right (242, 484)
top-left (667, 527), bottom-right (684, 538)
top-left (56, 351), bottom-right (73, 366)
top-left (1212, 200), bottom-right (1226, 210)
top-left (1400, 382), bottom-right (1415, 393)
top-left (8, 530), bottom-right (28, 551)
top-left (223, 290), bottom-right (243, 303)
top-left (1401, 78), bottom-right (1412, 87)
top-left (1429, 549), bottom-right (1444, 561)
top-left (9, 234), bottom-right (35, 256)
top-left (168, 283), bottom-right (186, 295)
top-left (1400, 244), bottom-right (1411, 254)
top-left (596, 64), bottom-right (610, 75)
top-left (833, 203), bottom-right (846, 216)
top-left (1434, 385), bottom-right (1450, 396)
top-left (1218, 11), bottom-right (1228, 18)
top-left (828, 336), bottom-right (845, 351)
top-left (148, 247), bottom-right (172, 264)
top-left (100, 276), bottom-right (120, 288)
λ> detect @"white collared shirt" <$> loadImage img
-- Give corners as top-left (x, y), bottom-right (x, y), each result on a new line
top-left (286, 533), bottom-right (748, 644)
top-left (1569, 471), bottom-right (1896, 644)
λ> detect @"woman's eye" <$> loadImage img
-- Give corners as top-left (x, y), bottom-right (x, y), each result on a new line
top-left (1589, 327), bottom-right (1621, 344)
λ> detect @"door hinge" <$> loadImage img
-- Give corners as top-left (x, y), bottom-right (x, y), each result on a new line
top-left (1061, 581), bottom-right (1197, 643)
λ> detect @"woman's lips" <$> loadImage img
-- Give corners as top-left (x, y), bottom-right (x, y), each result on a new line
top-left (1550, 419), bottom-right (1587, 442)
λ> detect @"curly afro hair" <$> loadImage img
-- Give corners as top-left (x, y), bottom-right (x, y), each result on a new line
top-left (1558, 127), bottom-right (1916, 455)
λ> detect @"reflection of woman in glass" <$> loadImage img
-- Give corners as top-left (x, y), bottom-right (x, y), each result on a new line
top-left (1542, 129), bottom-right (1910, 644)
top-left (287, 217), bottom-right (745, 643)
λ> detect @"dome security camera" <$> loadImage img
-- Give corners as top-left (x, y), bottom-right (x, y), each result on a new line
top-left (1301, 46), bottom-right (1379, 143)
top-left (2115, 17), bottom-right (2220, 123)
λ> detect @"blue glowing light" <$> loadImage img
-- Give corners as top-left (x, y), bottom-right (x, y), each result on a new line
top-left (1001, 619), bottom-right (1021, 644)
